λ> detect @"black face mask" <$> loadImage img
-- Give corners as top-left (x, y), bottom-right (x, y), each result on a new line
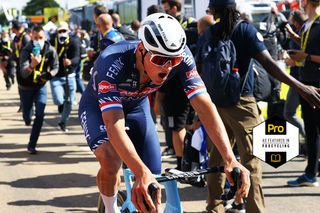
top-left (58, 33), bottom-right (68, 44)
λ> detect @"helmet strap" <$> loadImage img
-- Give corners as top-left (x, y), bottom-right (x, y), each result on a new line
top-left (139, 48), bottom-right (148, 66)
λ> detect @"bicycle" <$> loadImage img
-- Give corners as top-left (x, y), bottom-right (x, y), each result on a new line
top-left (97, 166), bottom-right (242, 213)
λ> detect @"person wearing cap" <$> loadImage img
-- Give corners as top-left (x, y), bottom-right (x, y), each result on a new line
top-left (203, 0), bottom-right (320, 212)
top-left (78, 13), bottom-right (250, 212)
top-left (49, 21), bottom-right (80, 132)
top-left (285, 0), bottom-right (320, 187)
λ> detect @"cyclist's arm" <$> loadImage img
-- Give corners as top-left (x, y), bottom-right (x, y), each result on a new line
top-left (102, 109), bottom-right (150, 177)
top-left (189, 93), bottom-right (235, 164)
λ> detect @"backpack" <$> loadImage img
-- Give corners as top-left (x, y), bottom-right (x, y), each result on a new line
top-left (201, 22), bottom-right (242, 107)
top-left (252, 60), bottom-right (272, 102)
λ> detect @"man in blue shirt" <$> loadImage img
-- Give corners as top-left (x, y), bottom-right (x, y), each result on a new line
top-left (205, 0), bottom-right (320, 212)
top-left (95, 13), bottom-right (124, 51)
top-left (78, 13), bottom-right (250, 212)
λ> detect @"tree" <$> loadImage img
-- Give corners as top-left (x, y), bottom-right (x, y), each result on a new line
top-left (22, 0), bottom-right (60, 16)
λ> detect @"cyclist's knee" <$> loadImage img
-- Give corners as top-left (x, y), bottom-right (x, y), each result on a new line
top-left (95, 142), bottom-right (122, 174)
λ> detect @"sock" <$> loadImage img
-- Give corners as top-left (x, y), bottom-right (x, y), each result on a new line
top-left (101, 193), bottom-right (120, 213)
top-left (177, 157), bottom-right (182, 170)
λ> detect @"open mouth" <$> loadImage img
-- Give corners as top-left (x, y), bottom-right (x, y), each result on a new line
top-left (158, 73), bottom-right (167, 79)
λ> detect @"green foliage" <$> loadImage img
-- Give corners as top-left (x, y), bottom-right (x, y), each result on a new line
top-left (22, 0), bottom-right (60, 16)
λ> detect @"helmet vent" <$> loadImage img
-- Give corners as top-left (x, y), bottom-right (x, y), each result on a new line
top-left (159, 15), bottom-right (165, 19)
top-left (171, 43), bottom-right (176, 47)
top-left (144, 28), bottom-right (158, 48)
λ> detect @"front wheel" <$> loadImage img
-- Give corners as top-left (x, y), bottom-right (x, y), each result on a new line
top-left (97, 190), bottom-right (130, 213)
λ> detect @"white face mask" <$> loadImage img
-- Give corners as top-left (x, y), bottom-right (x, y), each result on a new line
top-left (2, 37), bottom-right (9, 43)
top-left (33, 40), bottom-right (45, 49)
top-left (57, 32), bottom-right (69, 44)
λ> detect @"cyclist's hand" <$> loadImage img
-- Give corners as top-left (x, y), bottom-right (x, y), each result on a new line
top-left (131, 170), bottom-right (162, 212)
top-left (224, 161), bottom-right (250, 200)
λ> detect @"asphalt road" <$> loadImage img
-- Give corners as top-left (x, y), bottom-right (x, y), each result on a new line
top-left (0, 77), bottom-right (319, 213)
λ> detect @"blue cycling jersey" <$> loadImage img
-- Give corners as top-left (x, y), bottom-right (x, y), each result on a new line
top-left (86, 40), bottom-right (206, 112)
top-left (78, 41), bottom-right (207, 174)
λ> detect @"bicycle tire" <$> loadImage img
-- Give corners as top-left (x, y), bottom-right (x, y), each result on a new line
top-left (97, 190), bottom-right (130, 213)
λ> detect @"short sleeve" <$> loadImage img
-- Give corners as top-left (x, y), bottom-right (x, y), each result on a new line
top-left (93, 54), bottom-right (123, 112)
top-left (176, 47), bottom-right (207, 100)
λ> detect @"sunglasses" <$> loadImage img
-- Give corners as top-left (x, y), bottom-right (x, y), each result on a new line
top-left (58, 29), bottom-right (67, 34)
top-left (148, 51), bottom-right (183, 68)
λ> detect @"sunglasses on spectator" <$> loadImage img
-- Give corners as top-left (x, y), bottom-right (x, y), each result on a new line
top-left (58, 29), bottom-right (67, 34)
top-left (148, 51), bottom-right (183, 68)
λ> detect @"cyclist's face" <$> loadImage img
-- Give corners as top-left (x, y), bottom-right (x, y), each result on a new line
top-left (144, 51), bottom-right (175, 85)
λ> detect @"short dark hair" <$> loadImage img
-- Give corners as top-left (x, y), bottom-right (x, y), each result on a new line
top-left (161, 0), bottom-right (182, 12)
top-left (147, 4), bottom-right (164, 15)
top-left (32, 25), bottom-right (44, 33)
top-left (11, 20), bottom-right (22, 30)
top-left (94, 5), bottom-right (108, 17)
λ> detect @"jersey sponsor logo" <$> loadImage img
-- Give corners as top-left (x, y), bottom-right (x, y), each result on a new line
top-left (186, 68), bottom-right (198, 79)
top-left (181, 52), bottom-right (193, 67)
top-left (119, 89), bottom-right (139, 97)
top-left (106, 57), bottom-right (124, 79)
top-left (119, 87), bottom-right (158, 97)
top-left (98, 81), bottom-right (116, 93)
top-left (99, 125), bottom-right (107, 132)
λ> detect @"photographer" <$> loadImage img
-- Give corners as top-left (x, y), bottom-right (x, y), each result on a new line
top-left (19, 26), bottom-right (58, 154)
top-left (49, 21), bottom-right (80, 132)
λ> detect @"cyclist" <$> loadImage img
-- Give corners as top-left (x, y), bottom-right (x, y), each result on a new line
top-left (78, 13), bottom-right (250, 213)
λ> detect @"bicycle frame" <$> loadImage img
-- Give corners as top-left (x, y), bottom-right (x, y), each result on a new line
top-left (120, 168), bottom-right (183, 213)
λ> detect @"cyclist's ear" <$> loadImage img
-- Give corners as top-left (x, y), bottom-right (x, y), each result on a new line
top-left (137, 42), bottom-right (143, 50)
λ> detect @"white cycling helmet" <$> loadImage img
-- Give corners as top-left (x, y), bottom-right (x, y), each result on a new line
top-left (138, 13), bottom-right (186, 57)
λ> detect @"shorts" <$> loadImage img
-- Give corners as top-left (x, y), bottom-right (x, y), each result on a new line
top-left (163, 98), bottom-right (190, 131)
top-left (78, 93), bottom-right (161, 174)
top-left (166, 111), bottom-right (189, 131)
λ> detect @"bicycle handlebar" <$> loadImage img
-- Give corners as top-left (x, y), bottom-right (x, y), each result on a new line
top-left (144, 183), bottom-right (158, 212)
top-left (158, 166), bottom-right (225, 183)
top-left (144, 167), bottom-right (243, 211)
top-left (220, 167), bottom-right (241, 201)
